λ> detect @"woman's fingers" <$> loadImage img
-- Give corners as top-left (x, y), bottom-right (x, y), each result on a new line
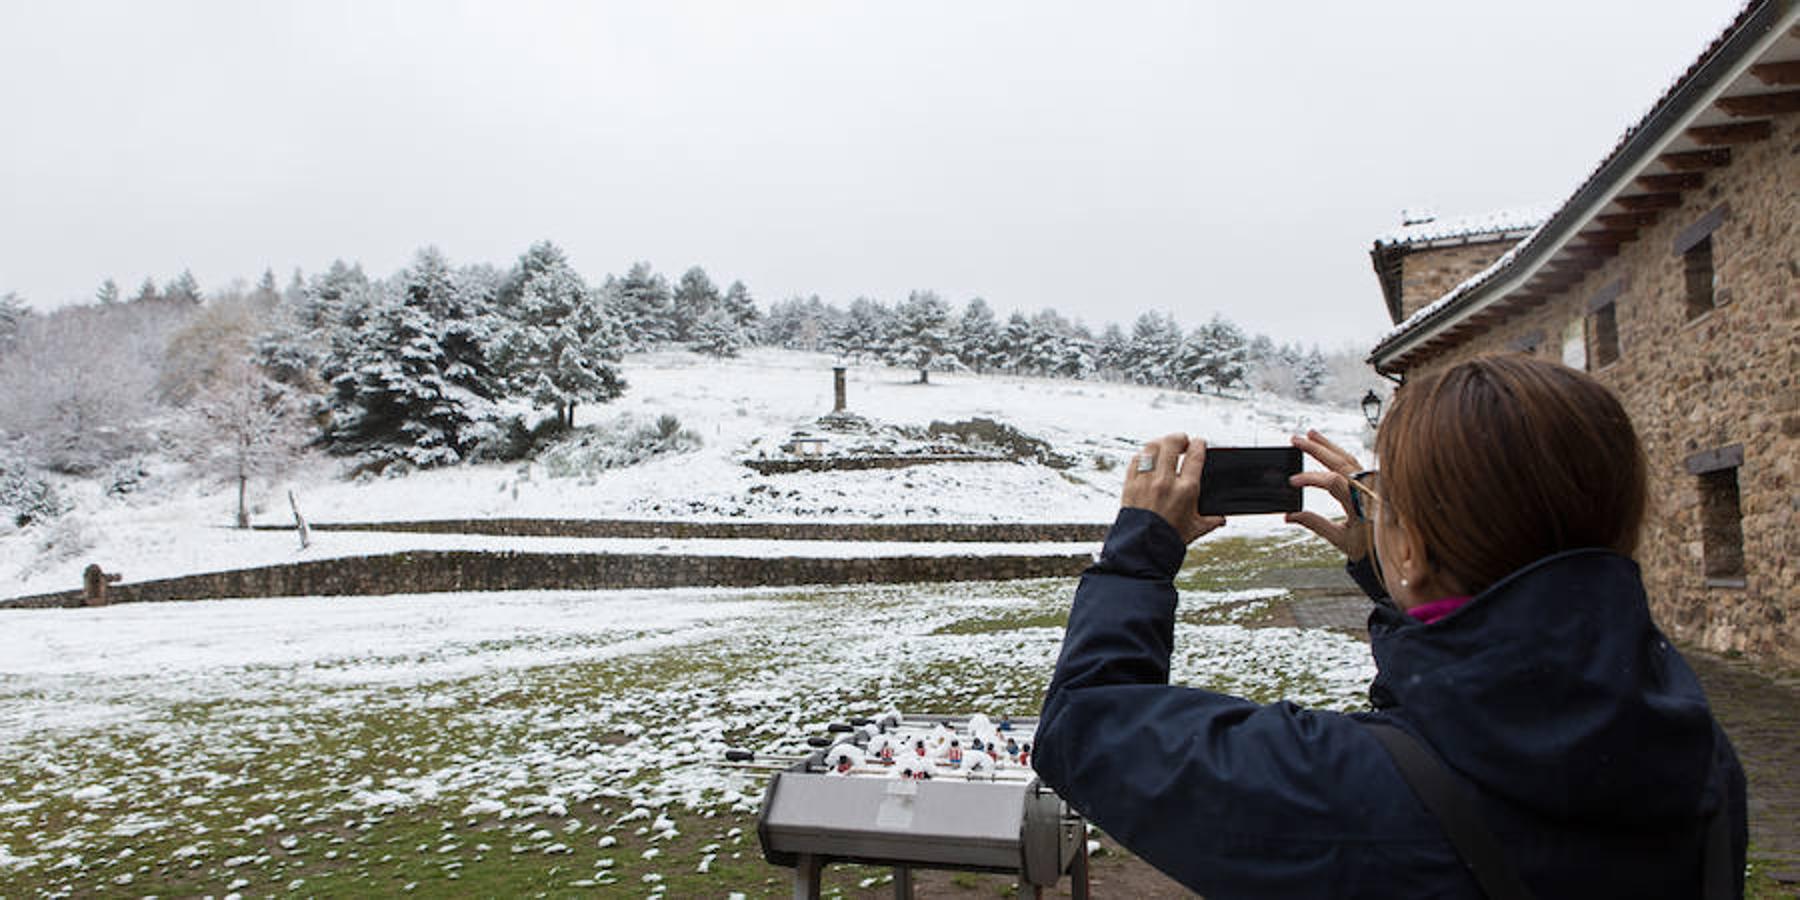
top-left (1290, 469), bottom-right (1355, 517)
top-left (1291, 429), bottom-right (1361, 475)
top-left (1285, 510), bottom-right (1349, 554)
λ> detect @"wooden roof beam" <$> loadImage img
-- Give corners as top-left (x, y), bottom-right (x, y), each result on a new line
top-left (1660, 149), bottom-right (1732, 171)
top-left (1580, 229), bottom-right (1638, 245)
top-left (1636, 172), bottom-right (1705, 191)
top-left (1715, 90), bottom-right (1800, 116)
top-left (1688, 120), bottom-right (1774, 145)
top-left (1752, 61), bottom-right (1800, 85)
top-left (1598, 211), bottom-right (1659, 230)
top-left (1615, 193), bottom-right (1684, 211)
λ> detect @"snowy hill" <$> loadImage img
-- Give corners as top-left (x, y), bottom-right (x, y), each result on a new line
top-left (0, 349), bottom-right (1368, 597)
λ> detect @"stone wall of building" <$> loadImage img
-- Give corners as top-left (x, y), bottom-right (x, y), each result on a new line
top-left (0, 549), bottom-right (1095, 610)
top-left (1409, 111), bottom-right (1798, 667)
top-left (1396, 240), bottom-right (1520, 321)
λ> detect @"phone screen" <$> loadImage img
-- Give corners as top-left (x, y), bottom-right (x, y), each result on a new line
top-left (1196, 447), bottom-right (1303, 516)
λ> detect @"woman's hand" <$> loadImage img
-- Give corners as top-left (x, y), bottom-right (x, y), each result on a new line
top-left (1285, 429), bottom-right (1370, 562)
top-left (1123, 433), bottom-right (1227, 545)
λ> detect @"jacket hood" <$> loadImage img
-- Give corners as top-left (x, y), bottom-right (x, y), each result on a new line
top-left (1368, 549), bottom-right (1719, 825)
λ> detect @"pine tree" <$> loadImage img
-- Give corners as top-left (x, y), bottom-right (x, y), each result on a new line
top-left (832, 297), bottom-right (891, 361)
top-left (997, 312), bottom-right (1034, 373)
top-left (164, 270), bottom-right (202, 305)
top-left (96, 279), bottom-right (120, 306)
top-left (954, 298), bottom-right (1002, 374)
top-left (671, 266), bottom-right (720, 344)
top-left (718, 280), bottom-right (759, 330)
top-left (0, 292), bottom-right (24, 353)
top-left (130, 277), bottom-right (160, 305)
top-left (1126, 312), bottom-right (1183, 386)
top-left (689, 307), bottom-right (746, 358)
top-left (613, 262), bottom-right (675, 348)
top-left (1095, 323), bottom-right (1129, 377)
top-left (888, 291), bottom-right (955, 383)
top-left (1297, 347), bottom-right (1329, 401)
top-left (493, 241), bottom-right (626, 429)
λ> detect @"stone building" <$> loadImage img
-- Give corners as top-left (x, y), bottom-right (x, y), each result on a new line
top-left (1366, 1), bottom-right (1799, 668)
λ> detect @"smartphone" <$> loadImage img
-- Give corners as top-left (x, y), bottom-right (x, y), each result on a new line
top-left (1196, 447), bottom-right (1303, 516)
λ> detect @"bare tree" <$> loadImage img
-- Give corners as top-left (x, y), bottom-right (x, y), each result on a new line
top-left (181, 358), bottom-right (307, 528)
top-left (0, 304), bottom-right (170, 473)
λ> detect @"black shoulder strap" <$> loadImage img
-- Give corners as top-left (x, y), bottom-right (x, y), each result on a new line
top-left (1361, 721), bottom-right (1535, 900)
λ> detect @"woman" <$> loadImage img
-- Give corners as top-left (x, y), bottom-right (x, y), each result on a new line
top-left (1033, 355), bottom-right (1746, 898)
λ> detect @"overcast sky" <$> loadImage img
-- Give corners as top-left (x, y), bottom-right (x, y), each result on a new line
top-left (0, 1), bottom-right (1745, 346)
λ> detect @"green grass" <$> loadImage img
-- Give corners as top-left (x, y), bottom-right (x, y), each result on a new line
top-left (0, 536), bottom-right (1376, 898)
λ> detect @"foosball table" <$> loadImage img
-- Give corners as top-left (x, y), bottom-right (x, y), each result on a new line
top-left (731, 712), bottom-right (1090, 900)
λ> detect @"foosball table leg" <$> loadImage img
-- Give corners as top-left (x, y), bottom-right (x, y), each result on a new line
top-left (794, 853), bottom-right (822, 900)
top-left (892, 865), bottom-right (913, 898)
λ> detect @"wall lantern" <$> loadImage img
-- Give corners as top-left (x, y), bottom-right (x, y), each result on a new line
top-left (1361, 390), bottom-right (1384, 430)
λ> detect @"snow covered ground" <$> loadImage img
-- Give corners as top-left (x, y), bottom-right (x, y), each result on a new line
top-left (0, 561), bottom-right (1374, 895)
top-left (1, 349), bottom-right (1367, 598)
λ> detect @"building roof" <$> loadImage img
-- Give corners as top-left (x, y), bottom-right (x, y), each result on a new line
top-left (1368, 205), bottom-right (1553, 324)
top-left (1370, 0), bottom-right (1800, 373)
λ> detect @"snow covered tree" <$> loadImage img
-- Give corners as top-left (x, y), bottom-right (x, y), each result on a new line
top-left (689, 307), bottom-right (746, 358)
top-left (759, 295), bottom-right (833, 350)
top-left (718, 280), bottom-right (760, 330)
top-left (954, 298), bottom-right (1002, 374)
top-left (0, 292), bottom-right (23, 353)
top-left (180, 358), bottom-right (306, 528)
top-left (492, 241), bottom-right (626, 429)
top-left (160, 289), bottom-right (267, 403)
top-left (671, 266), bottom-right (720, 343)
top-left (130, 277), bottom-right (160, 305)
top-left (96, 279), bottom-right (120, 306)
top-left (1125, 312), bottom-right (1183, 386)
top-left (1182, 315), bottom-right (1249, 395)
top-left (258, 259), bottom-right (366, 390)
top-left (611, 262), bottom-right (675, 348)
top-left (1297, 347), bottom-right (1329, 401)
top-left (0, 303), bottom-right (167, 473)
top-left (1095, 323), bottom-right (1129, 377)
top-left (997, 312), bottom-right (1035, 373)
top-left (888, 290), bottom-right (956, 383)
top-left (163, 269), bottom-right (202, 305)
top-left (830, 296), bottom-right (891, 361)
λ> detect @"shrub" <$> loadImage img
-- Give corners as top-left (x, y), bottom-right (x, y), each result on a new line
top-left (0, 455), bottom-right (66, 529)
top-left (539, 414), bottom-right (703, 478)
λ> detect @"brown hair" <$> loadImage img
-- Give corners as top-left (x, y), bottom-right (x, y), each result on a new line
top-left (1374, 354), bottom-right (1647, 596)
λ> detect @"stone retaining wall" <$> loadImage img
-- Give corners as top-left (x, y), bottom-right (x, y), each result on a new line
top-left (255, 519), bottom-right (1113, 543)
top-left (0, 550), bottom-right (1094, 610)
top-left (741, 454), bottom-right (1010, 475)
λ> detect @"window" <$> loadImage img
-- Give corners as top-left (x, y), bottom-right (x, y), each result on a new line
top-left (1684, 235), bottom-right (1715, 320)
top-left (1588, 303), bottom-right (1619, 369)
top-left (1686, 443), bottom-right (1746, 588)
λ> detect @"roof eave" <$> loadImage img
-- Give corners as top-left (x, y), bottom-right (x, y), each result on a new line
top-left (1370, 0), bottom-right (1798, 374)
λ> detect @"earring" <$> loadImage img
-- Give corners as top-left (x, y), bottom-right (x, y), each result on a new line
top-left (1400, 578), bottom-right (1409, 587)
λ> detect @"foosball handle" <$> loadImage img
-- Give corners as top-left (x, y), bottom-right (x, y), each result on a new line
top-left (827, 722), bottom-right (853, 733)
top-left (806, 736), bottom-right (831, 747)
top-left (849, 716), bottom-right (875, 727)
top-left (724, 750), bottom-right (755, 762)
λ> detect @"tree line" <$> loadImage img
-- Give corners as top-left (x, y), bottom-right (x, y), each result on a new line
top-left (0, 245), bottom-right (1372, 528)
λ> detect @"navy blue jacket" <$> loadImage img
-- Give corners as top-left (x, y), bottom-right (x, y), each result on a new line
top-left (1034, 508), bottom-right (1746, 899)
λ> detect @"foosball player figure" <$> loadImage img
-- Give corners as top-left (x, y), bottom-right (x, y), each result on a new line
top-left (836, 756), bottom-right (854, 775)
top-left (947, 740), bottom-right (964, 764)
top-left (1019, 743), bottom-right (1031, 767)
top-left (970, 736), bottom-right (984, 752)
top-left (1005, 737), bottom-right (1019, 758)
top-left (914, 738), bottom-right (928, 757)
top-left (998, 715), bottom-right (1014, 732)
top-left (879, 745), bottom-right (896, 765)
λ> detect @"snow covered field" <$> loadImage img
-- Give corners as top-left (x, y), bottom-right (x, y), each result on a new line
top-left (2, 349), bottom-right (1367, 598)
top-left (0, 543), bottom-right (1374, 896)
top-left (0, 349), bottom-right (1377, 895)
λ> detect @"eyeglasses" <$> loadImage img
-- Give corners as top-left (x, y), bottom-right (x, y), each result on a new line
top-left (1348, 469), bottom-right (1382, 522)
